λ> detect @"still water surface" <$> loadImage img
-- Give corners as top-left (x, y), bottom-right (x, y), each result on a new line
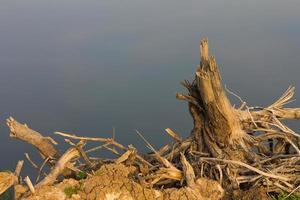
top-left (0, 1), bottom-right (300, 175)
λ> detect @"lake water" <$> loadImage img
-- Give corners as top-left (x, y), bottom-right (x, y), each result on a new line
top-left (0, 0), bottom-right (300, 176)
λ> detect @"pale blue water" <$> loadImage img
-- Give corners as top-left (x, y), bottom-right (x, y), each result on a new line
top-left (0, 0), bottom-right (300, 176)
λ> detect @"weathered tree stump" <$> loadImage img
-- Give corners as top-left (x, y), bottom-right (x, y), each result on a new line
top-left (4, 38), bottom-right (300, 199)
top-left (185, 39), bottom-right (253, 160)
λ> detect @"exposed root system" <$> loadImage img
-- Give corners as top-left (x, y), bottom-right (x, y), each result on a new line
top-left (1, 39), bottom-right (299, 199)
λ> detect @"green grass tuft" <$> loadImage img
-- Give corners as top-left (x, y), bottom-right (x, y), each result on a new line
top-left (75, 171), bottom-right (87, 180)
top-left (272, 192), bottom-right (300, 200)
top-left (63, 186), bottom-right (80, 198)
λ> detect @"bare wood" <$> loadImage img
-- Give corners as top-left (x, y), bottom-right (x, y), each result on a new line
top-left (14, 160), bottom-right (24, 200)
top-left (136, 130), bottom-right (173, 168)
top-left (115, 148), bottom-right (136, 164)
top-left (36, 147), bottom-right (80, 187)
top-left (198, 40), bottom-right (245, 141)
top-left (2, 38), bottom-right (299, 196)
top-left (75, 142), bottom-right (94, 168)
top-left (238, 108), bottom-right (300, 126)
top-left (200, 157), bottom-right (290, 182)
top-left (35, 157), bottom-right (50, 183)
top-left (237, 86), bottom-right (300, 128)
top-left (165, 139), bottom-right (191, 160)
top-left (14, 160), bottom-right (24, 178)
top-left (6, 117), bottom-right (59, 159)
top-left (24, 153), bottom-right (39, 169)
top-left (181, 39), bottom-right (250, 159)
top-left (55, 131), bottom-right (110, 142)
top-left (24, 176), bottom-right (35, 194)
top-left (86, 143), bottom-right (110, 153)
top-left (165, 128), bottom-right (182, 142)
top-left (200, 38), bottom-right (209, 61)
top-left (136, 130), bottom-right (183, 185)
top-left (56, 130), bottom-right (152, 167)
top-left (180, 153), bottom-right (195, 187)
top-left (177, 38), bottom-right (300, 193)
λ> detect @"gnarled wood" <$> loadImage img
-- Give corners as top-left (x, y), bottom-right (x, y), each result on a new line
top-left (175, 39), bottom-right (300, 194)
top-left (6, 117), bottom-right (59, 159)
top-left (4, 38), bottom-right (300, 199)
top-left (181, 39), bottom-right (252, 160)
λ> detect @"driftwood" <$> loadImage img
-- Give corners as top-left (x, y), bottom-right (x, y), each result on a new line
top-left (2, 38), bottom-right (300, 199)
top-left (36, 147), bottom-right (80, 187)
top-left (24, 176), bottom-right (35, 194)
top-left (14, 160), bottom-right (24, 183)
top-left (6, 117), bottom-right (59, 160)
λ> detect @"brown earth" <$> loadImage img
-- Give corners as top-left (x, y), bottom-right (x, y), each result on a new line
top-left (21, 163), bottom-right (224, 200)
top-left (232, 187), bottom-right (272, 200)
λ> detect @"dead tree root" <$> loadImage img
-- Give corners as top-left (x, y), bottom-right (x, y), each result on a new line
top-left (1, 38), bottom-right (300, 199)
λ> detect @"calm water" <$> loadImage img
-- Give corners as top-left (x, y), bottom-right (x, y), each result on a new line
top-left (0, 0), bottom-right (300, 176)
